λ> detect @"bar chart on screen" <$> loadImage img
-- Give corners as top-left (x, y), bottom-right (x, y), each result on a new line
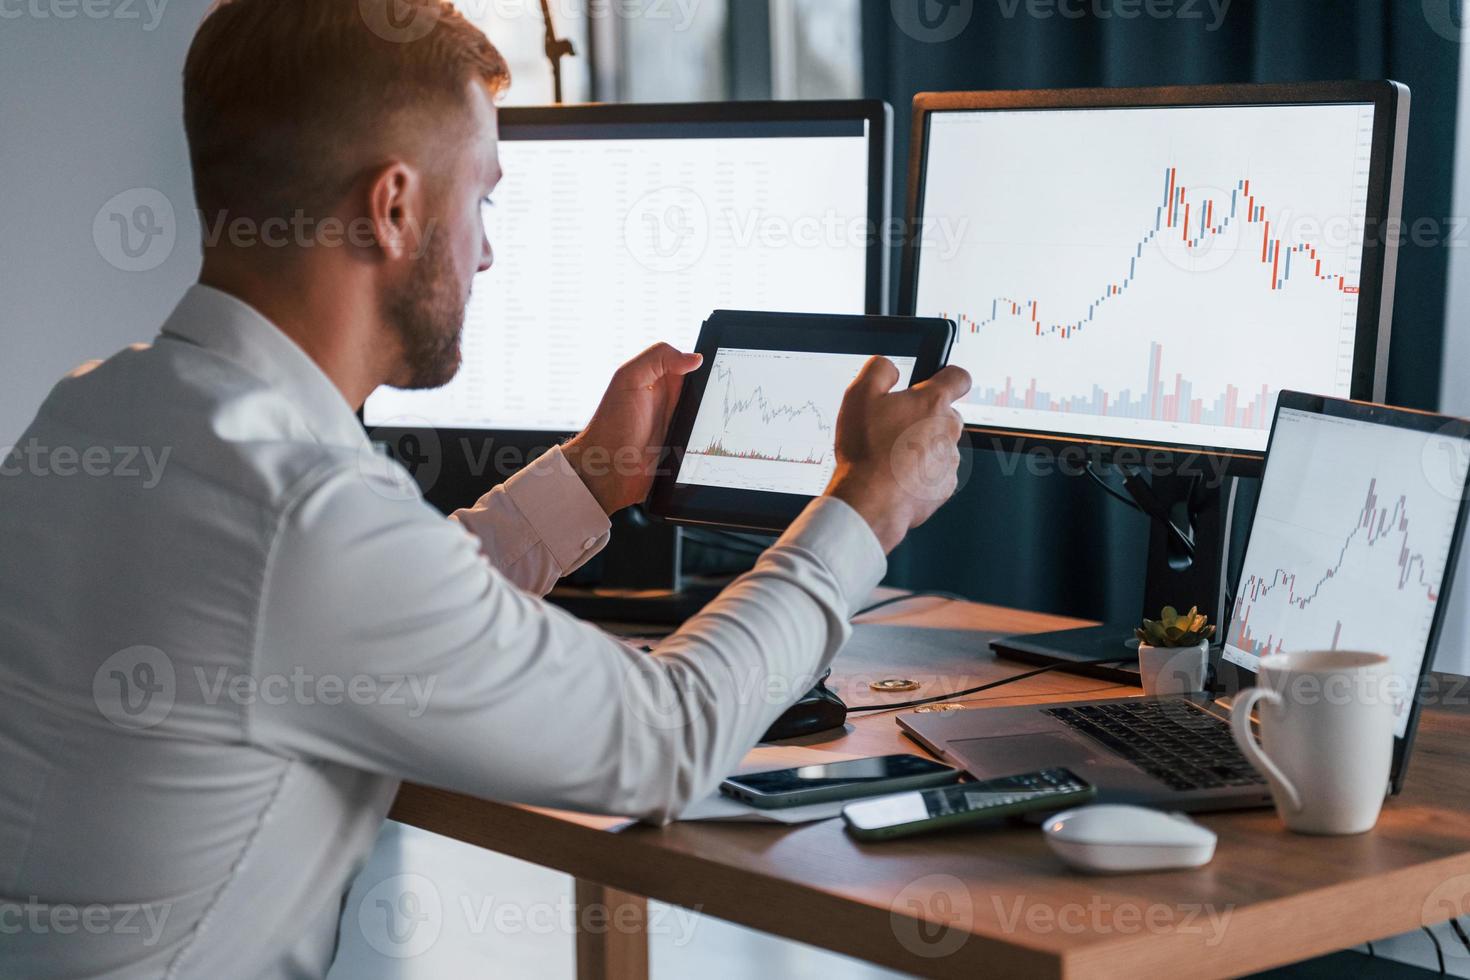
top-left (1222, 409), bottom-right (1470, 735)
top-left (915, 102), bottom-right (1376, 451)
top-left (677, 348), bottom-right (916, 496)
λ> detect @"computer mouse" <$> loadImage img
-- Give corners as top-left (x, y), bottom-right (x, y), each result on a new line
top-left (762, 677), bottom-right (847, 741)
top-left (1042, 804), bottom-right (1217, 873)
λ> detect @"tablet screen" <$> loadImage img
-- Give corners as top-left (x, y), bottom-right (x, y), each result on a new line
top-left (676, 348), bottom-right (918, 496)
top-left (647, 310), bottom-right (954, 533)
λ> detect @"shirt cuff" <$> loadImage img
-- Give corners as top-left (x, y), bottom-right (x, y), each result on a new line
top-left (502, 446), bottom-right (612, 572)
top-left (776, 496), bottom-right (887, 616)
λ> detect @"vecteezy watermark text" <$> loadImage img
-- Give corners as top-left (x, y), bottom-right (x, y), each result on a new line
top-left (995, 0), bottom-right (1232, 31)
top-left (194, 667), bottom-right (438, 719)
top-left (92, 646), bottom-right (441, 729)
top-left (359, 0), bottom-right (702, 45)
top-left (993, 895), bottom-right (1234, 944)
top-left (199, 210), bottom-right (440, 256)
top-left (355, 873), bottom-right (701, 960)
top-left (0, 0), bottom-right (169, 31)
top-left (94, 189), bottom-right (445, 273)
top-left (1, 440), bottom-right (171, 489)
top-left (0, 898), bottom-right (171, 947)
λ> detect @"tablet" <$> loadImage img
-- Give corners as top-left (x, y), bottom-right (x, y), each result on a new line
top-left (647, 310), bottom-right (955, 532)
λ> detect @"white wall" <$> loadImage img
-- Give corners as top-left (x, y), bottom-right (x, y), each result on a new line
top-left (1438, 47), bottom-right (1470, 676)
top-left (0, 0), bottom-right (208, 449)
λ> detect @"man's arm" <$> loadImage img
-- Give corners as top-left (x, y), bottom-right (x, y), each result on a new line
top-left (248, 463), bottom-right (883, 824)
top-left (445, 342), bottom-right (704, 596)
top-left (448, 445), bottom-right (610, 596)
top-left (249, 353), bottom-right (968, 823)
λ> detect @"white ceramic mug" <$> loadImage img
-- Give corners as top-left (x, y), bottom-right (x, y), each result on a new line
top-left (1230, 650), bottom-right (1396, 835)
top-left (1138, 641), bottom-right (1209, 696)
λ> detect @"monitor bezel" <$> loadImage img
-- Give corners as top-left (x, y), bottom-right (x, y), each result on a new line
top-left (363, 99), bottom-right (894, 512)
top-left (1223, 390), bottom-right (1470, 792)
top-left (898, 81), bottom-right (1408, 478)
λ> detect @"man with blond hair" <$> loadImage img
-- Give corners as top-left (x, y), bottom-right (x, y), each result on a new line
top-left (0, 1), bottom-right (970, 975)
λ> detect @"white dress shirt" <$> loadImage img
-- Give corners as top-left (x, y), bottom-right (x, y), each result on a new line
top-left (0, 285), bottom-right (885, 979)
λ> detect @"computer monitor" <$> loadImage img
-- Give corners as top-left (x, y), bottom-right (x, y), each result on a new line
top-left (899, 82), bottom-right (1410, 677)
top-left (365, 100), bottom-right (891, 441)
top-left (901, 82), bottom-right (1408, 466)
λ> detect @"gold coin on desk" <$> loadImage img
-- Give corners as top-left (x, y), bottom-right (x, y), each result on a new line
top-left (913, 703), bottom-right (963, 713)
top-left (869, 678), bottom-right (920, 693)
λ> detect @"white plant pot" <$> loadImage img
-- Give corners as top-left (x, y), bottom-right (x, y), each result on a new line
top-left (1137, 639), bottom-right (1209, 696)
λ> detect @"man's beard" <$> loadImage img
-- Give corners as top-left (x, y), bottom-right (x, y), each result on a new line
top-left (384, 232), bottom-right (467, 390)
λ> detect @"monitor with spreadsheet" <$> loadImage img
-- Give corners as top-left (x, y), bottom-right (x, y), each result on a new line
top-left (901, 82), bottom-right (1408, 467)
top-left (364, 100), bottom-right (890, 435)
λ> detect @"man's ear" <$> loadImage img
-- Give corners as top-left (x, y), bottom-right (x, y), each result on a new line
top-left (367, 161), bottom-right (422, 262)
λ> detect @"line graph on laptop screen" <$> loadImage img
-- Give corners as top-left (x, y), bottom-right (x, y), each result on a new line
top-left (914, 102), bottom-right (1375, 451)
top-left (1223, 408), bottom-right (1470, 736)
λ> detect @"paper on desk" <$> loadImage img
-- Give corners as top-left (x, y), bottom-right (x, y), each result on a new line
top-left (676, 744), bottom-right (863, 824)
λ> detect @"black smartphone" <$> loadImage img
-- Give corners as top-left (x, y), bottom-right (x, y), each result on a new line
top-left (720, 754), bottom-right (961, 809)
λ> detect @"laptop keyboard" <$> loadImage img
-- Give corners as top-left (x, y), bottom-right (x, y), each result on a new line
top-left (1044, 700), bottom-right (1267, 792)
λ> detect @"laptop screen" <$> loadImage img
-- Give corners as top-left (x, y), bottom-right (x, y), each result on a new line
top-left (1223, 403), bottom-right (1470, 736)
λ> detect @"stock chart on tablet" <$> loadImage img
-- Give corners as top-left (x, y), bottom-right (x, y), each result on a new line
top-left (913, 102), bottom-right (1376, 451)
top-left (676, 349), bottom-right (916, 496)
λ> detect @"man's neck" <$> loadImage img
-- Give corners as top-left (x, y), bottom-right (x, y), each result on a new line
top-left (199, 254), bottom-right (391, 410)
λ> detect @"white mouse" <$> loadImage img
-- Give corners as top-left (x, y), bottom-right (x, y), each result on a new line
top-left (1042, 804), bottom-right (1217, 873)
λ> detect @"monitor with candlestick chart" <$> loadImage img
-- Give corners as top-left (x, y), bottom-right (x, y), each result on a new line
top-left (1223, 395), bottom-right (1470, 738)
top-left (904, 84), bottom-right (1408, 459)
top-left (911, 83), bottom-right (1413, 680)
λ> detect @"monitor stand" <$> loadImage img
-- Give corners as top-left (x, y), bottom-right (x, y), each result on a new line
top-left (991, 473), bottom-right (1238, 686)
top-left (546, 511), bottom-right (725, 626)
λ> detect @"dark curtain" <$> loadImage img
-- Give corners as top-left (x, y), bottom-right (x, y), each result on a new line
top-left (863, 0), bottom-right (1461, 624)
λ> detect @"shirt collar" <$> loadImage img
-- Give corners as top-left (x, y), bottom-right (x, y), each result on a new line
top-left (159, 284), bottom-right (370, 451)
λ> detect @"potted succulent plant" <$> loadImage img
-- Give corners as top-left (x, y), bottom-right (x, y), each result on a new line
top-left (1134, 606), bottom-right (1216, 695)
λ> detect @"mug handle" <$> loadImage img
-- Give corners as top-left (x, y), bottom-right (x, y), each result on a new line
top-left (1230, 687), bottom-right (1302, 814)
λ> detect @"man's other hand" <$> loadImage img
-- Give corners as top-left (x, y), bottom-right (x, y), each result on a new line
top-left (563, 342), bottom-right (703, 515)
top-left (825, 357), bottom-right (972, 553)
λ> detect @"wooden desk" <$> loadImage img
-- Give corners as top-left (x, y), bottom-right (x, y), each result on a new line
top-left (389, 596), bottom-right (1470, 979)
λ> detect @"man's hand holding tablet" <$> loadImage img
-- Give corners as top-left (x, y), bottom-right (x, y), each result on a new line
top-left (825, 355), bottom-right (972, 553)
top-left (646, 310), bottom-right (966, 536)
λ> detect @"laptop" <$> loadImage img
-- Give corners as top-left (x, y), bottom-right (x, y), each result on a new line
top-left (899, 392), bottom-right (1470, 811)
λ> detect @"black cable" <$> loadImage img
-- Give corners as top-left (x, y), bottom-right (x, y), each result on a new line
top-left (1366, 941), bottom-right (1376, 957)
top-left (1084, 461), bottom-right (1145, 512)
top-left (847, 657), bottom-right (1135, 713)
top-left (853, 591), bottom-right (968, 619)
top-left (1449, 917), bottom-right (1470, 958)
top-left (1084, 462), bottom-right (1196, 558)
top-left (1424, 926), bottom-right (1446, 974)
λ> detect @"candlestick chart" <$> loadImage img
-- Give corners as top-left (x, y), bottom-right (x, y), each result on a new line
top-left (914, 102), bottom-right (1377, 451)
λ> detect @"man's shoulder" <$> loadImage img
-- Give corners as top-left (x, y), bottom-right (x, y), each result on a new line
top-left (22, 336), bottom-right (369, 511)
